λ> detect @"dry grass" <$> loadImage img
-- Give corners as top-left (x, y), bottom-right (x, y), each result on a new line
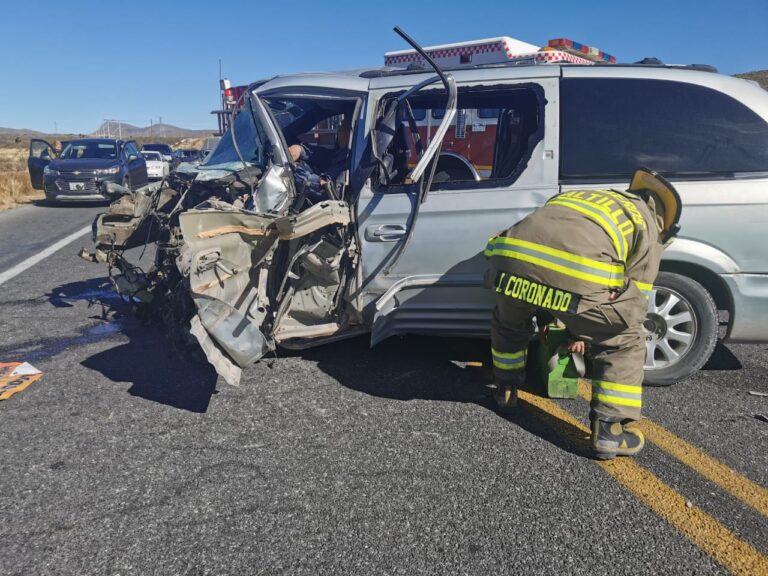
top-left (0, 148), bottom-right (43, 211)
top-left (173, 137), bottom-right (205, 150)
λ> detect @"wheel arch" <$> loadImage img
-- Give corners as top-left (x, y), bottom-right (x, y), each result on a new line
top-left (658, 260), bottom-right (732, 320)
top-left (660, 237), bottom-right (739, 317)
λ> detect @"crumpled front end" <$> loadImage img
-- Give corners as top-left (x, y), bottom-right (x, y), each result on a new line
top-left (179, 199), bottom-right (356, 385)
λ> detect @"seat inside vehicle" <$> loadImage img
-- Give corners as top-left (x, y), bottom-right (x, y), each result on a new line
top-left (376, 85), bottom-right (543, 190)
top-left (264, 96), bottom-right (358, 191)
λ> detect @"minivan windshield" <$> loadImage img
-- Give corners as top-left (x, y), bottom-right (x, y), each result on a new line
top-left (60, 141), bottom-right (117, 160)
top-left (202, 94), bottom-right (269, 169)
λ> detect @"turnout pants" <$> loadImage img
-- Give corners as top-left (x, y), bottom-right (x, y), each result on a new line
top-left (491, 293), bottom-right (646, 422)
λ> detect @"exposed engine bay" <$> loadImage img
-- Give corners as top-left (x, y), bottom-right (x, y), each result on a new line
top-left (79, 27), bottom-right (457, 386)
top-left (81, 147), bottom-right (359, 386)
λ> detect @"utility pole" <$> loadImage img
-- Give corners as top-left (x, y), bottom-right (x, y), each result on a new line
top-left (54, 121), bottom-right (57, 135)
top-left (159, 116), bottom-right (163, 137)
top-left (150, 118), bottom-right (153, 137)
top-left (118, 119), bottom-right (122, 139)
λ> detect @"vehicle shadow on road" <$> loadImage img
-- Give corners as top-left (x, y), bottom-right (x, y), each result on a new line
top-left (81, 331), bottom-right (218, 413)
top-left (40, 276), bottom-right (219, 413)
top-left (297, 334), bottom-right (590, 458)
top-left (701, 341), bottom-right (743, 371)
top-left (31, 199), bottom-right (109, 208)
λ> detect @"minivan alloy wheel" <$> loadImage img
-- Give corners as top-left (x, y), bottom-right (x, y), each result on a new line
top-left (641, 271), bottom-right (719, 386)
top-left (644, 287), bottom-right (697, 370)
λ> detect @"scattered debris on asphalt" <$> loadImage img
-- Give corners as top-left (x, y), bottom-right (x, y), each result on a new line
top-left (755, 414), bottom-right (768, 424)
top-left (0, 362), bottom-right (44, 400)
top-left (747, 390), bottom-right (768, 397)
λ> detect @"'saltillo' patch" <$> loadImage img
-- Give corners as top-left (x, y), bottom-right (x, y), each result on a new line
top-left (494, 270), bottom-right (580, 314)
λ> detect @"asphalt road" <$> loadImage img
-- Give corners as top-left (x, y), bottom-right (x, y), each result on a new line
top-left (0, 203), bottom-right (766, 575)
top-left (0, 201), bottom-right (104, 271)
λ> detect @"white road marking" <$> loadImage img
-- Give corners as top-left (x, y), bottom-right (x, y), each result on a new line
top-left (0, 225), bottom-right (92, 287)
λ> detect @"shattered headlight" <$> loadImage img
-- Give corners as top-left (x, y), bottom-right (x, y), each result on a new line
top-left (94, 166), bottom-right (120, 175)
top-left (43, 165), bottom-right (59, 176)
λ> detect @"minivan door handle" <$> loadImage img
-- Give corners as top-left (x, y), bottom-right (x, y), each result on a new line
top-left (365, 224), bottom-right (407, 242)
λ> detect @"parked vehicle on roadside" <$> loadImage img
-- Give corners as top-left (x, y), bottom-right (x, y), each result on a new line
top-left (173, 148), bottom-right (204, 165)
top-left (140, 143), bottom-right (174, 163)
top-left (28, 138), bottom-right (148, 202)
top-left (83, 30), bottom-right (768, 388)
top-left (142, 150), bottom-right (170, 180)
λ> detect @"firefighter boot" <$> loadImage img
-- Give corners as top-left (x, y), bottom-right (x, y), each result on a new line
top-left (591, 419), bottom-right (645, 460)
top-left (493, 383), bottom-right (517, 414)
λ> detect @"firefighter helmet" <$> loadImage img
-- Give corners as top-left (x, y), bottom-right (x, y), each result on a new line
top-left (628, 167), bottom-right (681, 242)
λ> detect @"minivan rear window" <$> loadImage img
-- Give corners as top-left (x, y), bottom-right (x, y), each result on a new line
top-left (560, 78), bottom-right (768, 179)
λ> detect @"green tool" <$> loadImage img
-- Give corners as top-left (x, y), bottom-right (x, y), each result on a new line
top-left (537, 323), bottom-right (583, 399)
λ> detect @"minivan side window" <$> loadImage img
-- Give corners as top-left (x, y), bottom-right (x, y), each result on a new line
top-left (376, 84), bottom-right (545, 191)
top-left (560, 78), bottom-right (768, 179)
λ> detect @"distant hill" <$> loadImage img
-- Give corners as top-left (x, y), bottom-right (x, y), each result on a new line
top-left (0, 127), bottom-right (49, 138)
top-left (735, 70), bottom-right (768, 90)
top-left (1, 70), bottom-right (765, 141)
top-left (91, 121), bottom-right (213, 138)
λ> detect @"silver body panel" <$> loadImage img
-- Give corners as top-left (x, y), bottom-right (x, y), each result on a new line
top-left (357, 66), bottom-right (768, 345)
top-left (201, 65), bottom-right (768, 351)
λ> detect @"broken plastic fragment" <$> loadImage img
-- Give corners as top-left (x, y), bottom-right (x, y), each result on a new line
top-left (0, 362), bottom-right (44, 401)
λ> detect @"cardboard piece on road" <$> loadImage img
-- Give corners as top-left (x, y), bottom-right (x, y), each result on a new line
top-left (0, 362), bottom-right (44, 401)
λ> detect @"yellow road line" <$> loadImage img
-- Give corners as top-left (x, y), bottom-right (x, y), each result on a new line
top-left (518, 389), bottom-right (768, 576)
top-left (578, 379), bottom-right (768, 518)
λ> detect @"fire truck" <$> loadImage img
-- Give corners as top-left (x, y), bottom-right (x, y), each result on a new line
top-left (383, 36), bottom-right (616, 179)
top-left (211, 79), bottom-right (250, 136)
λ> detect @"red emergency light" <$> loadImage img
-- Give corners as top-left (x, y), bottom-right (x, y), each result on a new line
top-left (548, 38), bottom-right (616, 63)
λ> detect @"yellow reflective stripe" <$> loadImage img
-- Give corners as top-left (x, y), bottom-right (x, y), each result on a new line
top-left (618, 220), bottom-right (635, 238)
top-left (555, 191), bottom-right (636, 247)
top-left (633, 280), bottom-right (653, 300)
top-left (594, 381), bottom-right (643, 395)
top-left (483, 238), bottom-right (494, 257)
top-left (550, 193), bottom-right (626, 228)
top-left (492, 347), bottom-right (526, 371)
top-left (603, 190), bottom-right (648, 230)
top-left (490, 236), bottom-right (623, 274)
top-left (489, 247), bottom-right (624, 288)
top-left (493, 359), bottom-right (525, 371)
top-left (491, 347), bottom-right (526, 360)
top-left (593, 393), bottom-right (642, 408)
top-left (547, 198), bottom-right (627, 261)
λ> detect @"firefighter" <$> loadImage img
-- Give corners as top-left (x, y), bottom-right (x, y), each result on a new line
top-left (484, 168), bottom-right (682, 460)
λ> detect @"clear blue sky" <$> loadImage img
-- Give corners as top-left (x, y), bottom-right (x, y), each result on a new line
top-left (1, 0), bottom-right (765, 134)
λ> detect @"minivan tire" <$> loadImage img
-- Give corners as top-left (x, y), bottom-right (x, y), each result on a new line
top-left (643, 271), bottom-right (719, 386)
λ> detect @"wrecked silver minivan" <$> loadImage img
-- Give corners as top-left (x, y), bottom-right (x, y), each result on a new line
top-left (84, 31), bottom-right (463, 385)
top-left (83, 29), bottom-right (768, 387)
